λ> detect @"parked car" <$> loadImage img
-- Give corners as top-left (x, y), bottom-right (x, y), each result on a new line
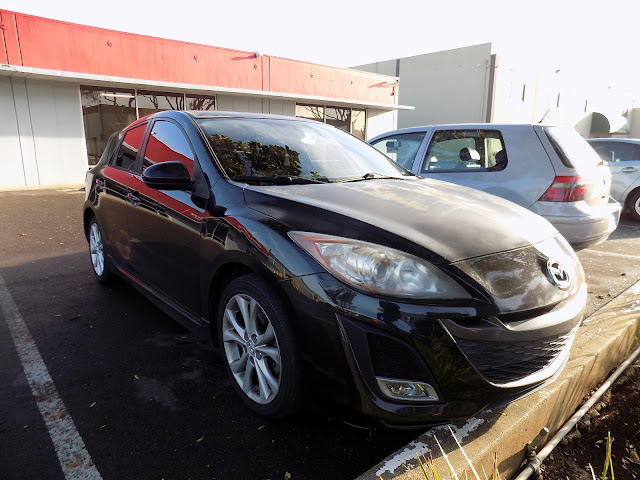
top-left (84, 111), bottom-right (586, 427)
top-left (587, 138), bottom-right (640, 222)
top-left (369, 124), bottom-right (621, 250)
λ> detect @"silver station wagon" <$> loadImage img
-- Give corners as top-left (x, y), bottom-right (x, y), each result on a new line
top-left (369, 124), bottom-right (621, 250)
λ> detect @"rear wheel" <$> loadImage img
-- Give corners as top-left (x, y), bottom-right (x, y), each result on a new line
top-left (218, 274), bottom-right (301, 418)
top-left (627, 189), bottom-right (640, 222)
top-left (88, 217), bottom-right (113, 283)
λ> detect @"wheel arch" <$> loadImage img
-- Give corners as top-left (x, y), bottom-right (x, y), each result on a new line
top-left (624, 185), bottom-right (640, 209)
top-left (83, 207), bottom-right (96, 240)
top-left (207, 256), bottom-right (294, 347)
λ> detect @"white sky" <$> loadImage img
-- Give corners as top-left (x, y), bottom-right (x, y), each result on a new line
top-left (4, 0), bottom-right (639, 103)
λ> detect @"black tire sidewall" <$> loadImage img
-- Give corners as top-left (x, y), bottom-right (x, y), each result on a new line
top-left (217, 274), bottom-right (301, 418)
top-left (626, 190), bottom-right (640, 222)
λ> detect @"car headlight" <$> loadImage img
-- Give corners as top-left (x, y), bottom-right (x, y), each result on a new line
top-left (289, 232), bottom-right (471, 299)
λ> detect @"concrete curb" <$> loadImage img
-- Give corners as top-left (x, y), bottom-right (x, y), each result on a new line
top-left (359, 280), bottom-right (640, 480)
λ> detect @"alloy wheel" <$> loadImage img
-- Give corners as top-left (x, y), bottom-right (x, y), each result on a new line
top-left (222, 294), bottom-right (282, 404)
top-left (89, 222), bottom-right (105, 277)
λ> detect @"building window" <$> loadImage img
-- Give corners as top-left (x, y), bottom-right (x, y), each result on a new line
top-left (81, 87), bottom-right (137, 166)
top-left (351, 109), bottom-right (366, 140)
top-left (295, 103), bottom-right (366, 139)
top-left (81, 87), bottom-right (217, 166)
top-left (137, 90), bottom-right (184, 117)
top-left (295, 104), bottom-right (325, 122)
top-left (186, 95), bottom-right (216, 111)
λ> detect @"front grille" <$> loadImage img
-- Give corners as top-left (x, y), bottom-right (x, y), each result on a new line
top-left (454, 331), bottom-right (574, 385)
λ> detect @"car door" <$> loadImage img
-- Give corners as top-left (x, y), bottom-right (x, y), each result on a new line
top-left (97, 123), bottom-right (148, 270)
top-left (591, 141), bottom-right (640, 203)
top-left (419, 127), bottom-right (554, 208)
top-left (126, 119), bottom-right (205, 317)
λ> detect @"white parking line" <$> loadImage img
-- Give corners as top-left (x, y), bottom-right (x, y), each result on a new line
top-left (582, 249), bottom-right (640, 261)
top-left (0, 273), bottom-right (102, 480)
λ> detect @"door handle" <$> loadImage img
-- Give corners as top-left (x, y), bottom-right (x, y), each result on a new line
top-left (127, 192), bottom-right (140, 206)
top-left (622, 166), bottom-right (637, 173)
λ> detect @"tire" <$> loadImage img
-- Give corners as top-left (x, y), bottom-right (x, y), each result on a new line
top-left (626, 189), bottom-right (640, 223)
top-left (217, 274), bottom-right (301, 418)
top-left (88, 216), bottom-right (113, 284)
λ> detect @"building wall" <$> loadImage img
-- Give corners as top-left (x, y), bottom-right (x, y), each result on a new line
top-left (354, 44), bottom-right (493, 128)
top-left (0, 9), bottom-right (398, 107)
top-left (630, 109), bottom-right (640, 138)
top-left (0, 77), bottom-right (87, 188)
top-left (366, 109), bottom-right (398, 139)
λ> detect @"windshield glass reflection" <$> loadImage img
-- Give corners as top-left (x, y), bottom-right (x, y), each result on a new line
top-left (197, 118), bottom-right (409, 182)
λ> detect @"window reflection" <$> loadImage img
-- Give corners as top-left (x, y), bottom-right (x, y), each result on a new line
top-left (325, 106), bottom-right (350, 132)
top-left (137, 91), bottom-right (185, 117)
top-left (351, 109), bottom-right (366, 140)
top-left (186, 95), bottom-right (216, 111)
top-left (81, 87), bottom-right (137, 165)
top-left (295, 104), bottom-right (324, 122)
top-left (295, 103), bottom-right (367, 139)
top-left (144, 121), bottom-right (195, 174)
top-left (115, 124), bottom-right (146, 170)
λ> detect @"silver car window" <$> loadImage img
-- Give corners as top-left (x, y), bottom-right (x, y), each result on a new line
top-left (422, 129), bottom-right (507, 172)
top-left (369, 132), bottom-right (426, 169)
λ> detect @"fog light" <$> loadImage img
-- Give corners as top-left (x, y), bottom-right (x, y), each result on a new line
top-left (376, 377), bottom-right (439, 402)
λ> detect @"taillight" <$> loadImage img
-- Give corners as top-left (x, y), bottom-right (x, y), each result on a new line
top-left (539, 176), bottom-right (585, 202)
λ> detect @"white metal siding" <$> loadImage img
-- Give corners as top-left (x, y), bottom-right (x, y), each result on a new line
top-left (0, 77), bottom-right (86, 188)
top-left (0, 77), bottom-right (28, 187)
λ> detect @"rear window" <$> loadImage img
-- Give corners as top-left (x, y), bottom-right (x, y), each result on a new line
top-left (544, 127), bottom-right (603, 169)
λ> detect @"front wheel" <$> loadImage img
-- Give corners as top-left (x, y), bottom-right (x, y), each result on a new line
top-left (627, 189), bottom-right (640, 222)
top-left (218, 274), bottom-right (301, 418)
top-left (88, 216), bottom-right (113, 284)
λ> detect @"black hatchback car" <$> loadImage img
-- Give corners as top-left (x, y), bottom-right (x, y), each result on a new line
top-left (84, 111), bottom-right (586, 427)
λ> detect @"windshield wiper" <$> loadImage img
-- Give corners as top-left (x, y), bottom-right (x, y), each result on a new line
top-left (335, 172), bottom-right (407, 183)
top-left (230, 175), bottom-right (329, 185)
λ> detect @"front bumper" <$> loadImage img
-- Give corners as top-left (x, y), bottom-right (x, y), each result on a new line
top-left (533, 197), bottom-right (622, 250)
top-left (279, 268), bottom-right (586, 427)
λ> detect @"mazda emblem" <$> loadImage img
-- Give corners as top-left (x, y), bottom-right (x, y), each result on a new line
top-left (547, 260), bottom-right (570, 289)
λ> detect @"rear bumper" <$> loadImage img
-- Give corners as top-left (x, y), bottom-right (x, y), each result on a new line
top-left (533, 197), bottom-right (622, 250)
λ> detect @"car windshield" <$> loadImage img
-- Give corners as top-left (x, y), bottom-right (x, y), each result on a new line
top-left (196, 117), bottom-right (410, 182)
top-left (544, 126), bottom-right (604, 169)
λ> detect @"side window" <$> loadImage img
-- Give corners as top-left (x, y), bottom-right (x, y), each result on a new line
top-left (610, 142), bottom-right (640, 162)
top-left (370, 132), bottom-right (426, 170)
top-left (590, 142), bottom-right (640, 163)
top-left (422, 130), bottom-right (507, 172)
top-left (112, 124), bottom-right (146, 171)
top-left (144, 120), bottom-right (195, 174)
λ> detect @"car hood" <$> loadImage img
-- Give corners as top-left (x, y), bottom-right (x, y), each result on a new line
top-left (243, 178), bottom-right (558, 263)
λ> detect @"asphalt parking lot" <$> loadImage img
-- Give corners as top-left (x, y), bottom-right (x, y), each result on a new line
top-left (1, 189), bottom-right (639, 480)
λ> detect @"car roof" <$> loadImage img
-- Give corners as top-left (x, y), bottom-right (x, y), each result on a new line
top-left (159, 110), bottom-right (321, 124)
top-left (587, 138), bottom-right (640, 144)
top-left (368, 123), bottom-right (562, 138)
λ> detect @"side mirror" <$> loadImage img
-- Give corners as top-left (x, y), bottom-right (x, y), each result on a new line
top-left (143, 161), bottom-right (194, 191)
